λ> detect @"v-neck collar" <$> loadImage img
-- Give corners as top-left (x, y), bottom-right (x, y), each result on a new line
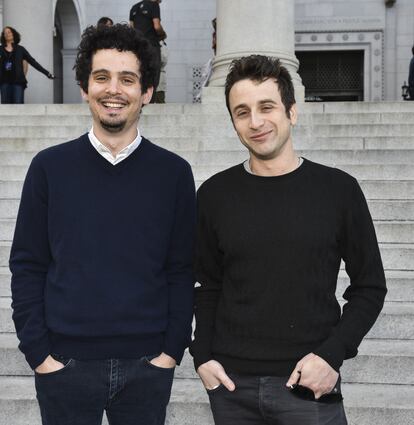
top-left (78, 133), bottom-right (149, 175)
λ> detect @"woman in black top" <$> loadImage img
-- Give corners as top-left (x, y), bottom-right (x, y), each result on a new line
top-left (0, 26), bottom-right (54, 104)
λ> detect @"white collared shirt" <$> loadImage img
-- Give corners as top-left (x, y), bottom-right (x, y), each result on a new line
top-left (88, 128), bottom-right (142, 165)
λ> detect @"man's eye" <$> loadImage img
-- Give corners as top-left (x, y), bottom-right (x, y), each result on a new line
top-left (237, 111), bottom-right (248, 117)
top-left (95, 76), bottom-right (107, 82)
top-left (262, 105), bottom-right (273, 111)
top-left (122, 78), bottom-right (135, 84)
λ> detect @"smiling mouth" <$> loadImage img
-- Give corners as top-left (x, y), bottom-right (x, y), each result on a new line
top-left (250, 130), bottom-right (272, 140)
top-left (100, 100), bottom-right (127, 110)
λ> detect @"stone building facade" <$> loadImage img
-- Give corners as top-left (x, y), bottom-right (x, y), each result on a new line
top-left (0, 0), bottom-right (412, 103)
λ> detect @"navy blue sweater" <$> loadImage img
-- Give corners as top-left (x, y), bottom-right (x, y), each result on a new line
top-left (10, 134), bottom-right (196, 369)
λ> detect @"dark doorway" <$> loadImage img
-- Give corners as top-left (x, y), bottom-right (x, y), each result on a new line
top-left (296, 50), bottom-right (364, 101)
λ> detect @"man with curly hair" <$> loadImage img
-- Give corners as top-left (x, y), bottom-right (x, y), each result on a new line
top-left (10, 24), bottom-right (195, 425)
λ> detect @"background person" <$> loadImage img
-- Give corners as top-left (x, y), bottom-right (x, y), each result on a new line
top-left (408, 45), bottom-right (414, 100)
top-left (129, 0), bottom-right (166, 90)
top-left (97, 16), bottom-right (114, 28)
top-left (0, 26), bottom-right (54, 104)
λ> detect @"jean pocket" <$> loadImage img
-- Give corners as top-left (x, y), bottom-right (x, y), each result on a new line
top-left (34, 354), bottom-right (74, 377)
top-left (206, 383), bottom-right (225, 394)
top-left (143, 355), bottom-right (175, 372)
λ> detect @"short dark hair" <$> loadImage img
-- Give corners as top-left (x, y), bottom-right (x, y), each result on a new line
top-left (225, 55), bottom-right (295, 119)
top-left (97, 17), bottom-right (114, 27)
top-left (412, 45), bottom-right (414, 56)
top-left (74, 24), bottom-right (158, 94)
top-left (1, 26), bottom-right (21, 46)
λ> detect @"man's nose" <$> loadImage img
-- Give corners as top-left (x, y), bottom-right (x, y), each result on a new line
top-left (249, 112), bottom-right (264, 129)
top-left (105, 78), bottom-right (121, 94)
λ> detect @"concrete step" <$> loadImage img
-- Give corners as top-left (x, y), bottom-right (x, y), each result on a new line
top-left (367, 200), bottom-right (414, 221)
top-left (1, 268), bottom-right (411, 301)
top-left (0, 101), bottom-right (412, 116)
top-left (0, 126), bottom-right (89, 139)
top-left (3, 162), bottom-right (414, 182)
top-left (340, 339), bottom-right (414, 385)
top-left (0, 376), bottom-right (413, 425)
top-left (322, 101), bottom-right (414, 113)
top-left (1, 218), bottom-right (412, 243)
top-left (3, 110), bottom-right (414, 127)
top-left (1, 198), bottom-right (412, 223)
top-left (1, 179), bottom-right (413, 201)
top-left (373, 221), bottom-right (414, 244)
top-left (306, 112), bottom-right (414, 125)
top-left (5, 110), bottom-right (414, 129)
top-left (0, 138), bottom-right (67, 152)
top-left (0, 101), bottom-right (409, 117)
top-left (2, 334), bottom-right (412, 385)
top-left (0, 267), bottom-right (10, 297)
top-left (0, 200), bottom-right (19, 219)
top-left (377, 243), bottom-right (414, 270)
top-left (359, 180), bottom-right (414, 200)
top-left (0, 135), bottom-right (413, 156)
top-left (2, 122), bottom-right (414, 140)
top-left (0, 296), bottom-right (412, 336)
top-left (1, 241), bottom-right (413, 270)
top-left (337, 270), bottom-right (414, 302)
top-left (0, 182), bottom-right (23, 199)
top-left (292, 124), bottom-right (414, 139)
top-left (5, 149), bottom-right (414, 167)
top-left (364, 302), bottom-right (414, 339)
top-left (194, 164), bottom-right (414, 182)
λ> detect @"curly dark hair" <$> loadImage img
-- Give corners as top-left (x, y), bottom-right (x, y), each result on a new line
top-left (74, 24), bottom-right (158, 93)
top-left (1, 26), bottom-right (21, 46)
top-left (225, 55), bottom-right (296, 119)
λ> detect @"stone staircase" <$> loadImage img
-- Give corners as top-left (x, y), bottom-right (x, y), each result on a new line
top-left (0, 102), bottom-right (413, 424)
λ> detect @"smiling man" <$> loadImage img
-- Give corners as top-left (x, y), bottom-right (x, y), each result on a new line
top-left (190, 55), bottom-right (387, 425)
top-left (10, 24), bottom-right (196, 425)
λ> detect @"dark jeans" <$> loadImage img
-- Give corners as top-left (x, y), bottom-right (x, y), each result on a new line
top-left (0, 83), bottom-right (25, 103)
top-left (208, 374), bottom-right (348, 425)
top-left (35, 354), bottom-right (175, 425)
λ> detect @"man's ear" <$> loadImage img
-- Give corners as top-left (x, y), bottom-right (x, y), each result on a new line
top-left (289, 103), bottom-right (298, 126)
top-left (80, 88), bottom-right (89, 103)
top-left (142, 86), bottom-right (154, 105)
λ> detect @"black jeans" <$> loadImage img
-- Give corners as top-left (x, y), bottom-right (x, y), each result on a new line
top-left (208, 374), bottom-right (347, 425)
top-left (35, 354), bottom-right (175, 425)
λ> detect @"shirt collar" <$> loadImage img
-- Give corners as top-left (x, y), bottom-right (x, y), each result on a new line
top-left (88, 127), bottom-right (142, 164)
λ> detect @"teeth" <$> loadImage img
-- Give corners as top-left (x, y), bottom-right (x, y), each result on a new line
top-left (102, 102), bottom-right (124, 108)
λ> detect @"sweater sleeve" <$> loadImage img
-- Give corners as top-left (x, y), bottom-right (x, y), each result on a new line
top-left (162, 162), bottom-right (196, 364)
top-left (189, 184), bottom-right (224, 371)
top-left (9, 155), bottom-right (52, 370)
top-left (21, 47), bottom-right (50, 78)
top-left (313, 177), bottom-right (387, 371)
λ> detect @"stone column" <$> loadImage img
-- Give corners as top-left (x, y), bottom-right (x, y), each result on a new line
top-left (3, 0), bottom-right (54, 103)
top-left (205, 0), bottom-right (304, 102)
top-left (62, 49), bottom-right (81, 103)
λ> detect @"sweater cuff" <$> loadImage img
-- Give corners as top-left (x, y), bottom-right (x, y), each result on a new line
top-left (312, 336), bottom-right (346, 372)
top-left (25, 339), bottom-right (51, 370)
top-left (189, 343), bottom-right (213, 372)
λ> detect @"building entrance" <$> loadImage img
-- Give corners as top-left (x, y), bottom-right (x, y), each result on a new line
top-left (296, 50), bottom-right (364, 101)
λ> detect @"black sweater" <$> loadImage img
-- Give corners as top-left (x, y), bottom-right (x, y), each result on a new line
top-left (0, 45), bottom-right (50, 87)
top-left (10, 135), bottom-right (196, 369)
top-left (191, 159), bottom-right (386, 376)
